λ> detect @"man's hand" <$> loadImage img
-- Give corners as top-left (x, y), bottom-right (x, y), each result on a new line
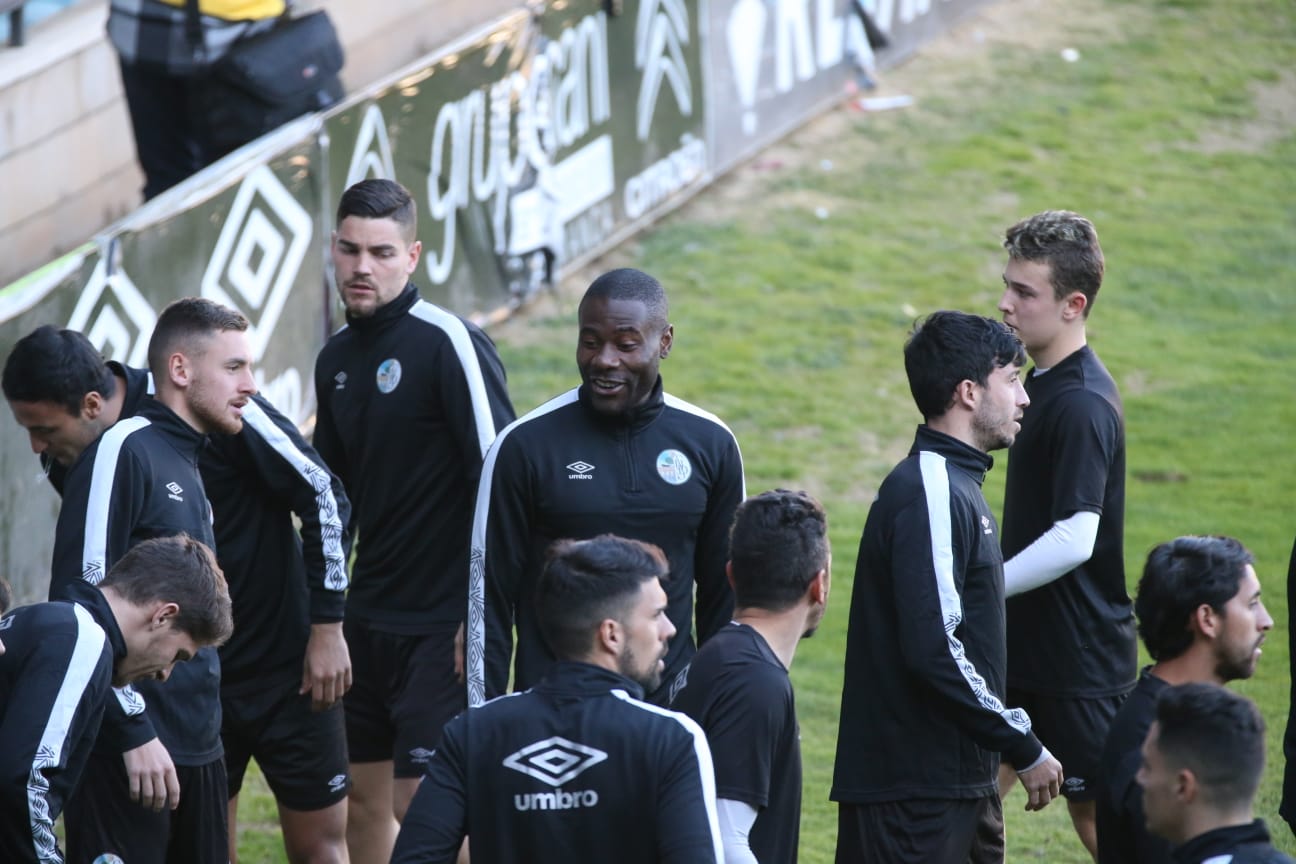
top-left (454, 621), bottom-right (465, 684)
top-left (123, 737), bottom-right (179, 811)
top-left (1017, 753), bottom-right (1064, 811)
top-left (301, 622), bottom-right (352, 711)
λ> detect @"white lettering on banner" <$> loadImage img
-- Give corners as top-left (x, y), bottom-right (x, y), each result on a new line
top-left (624, 133), bottom-right (706, 220)
top-left (858, 0), bottom-right (943, 34)
top-left (254, 367), bottom-right (304, 425)
top-left (563, 199), bottom-right (615, 262)
top-left (726, 0), bottom-right (864, 136)
top-left (635, 0), bottom-right (693, 141)
top-left (346, 103), bottom-right (397, 187)
top-left (425, 12), bottom-right (610, 285)
top-left (67, 259), bottom-right (155, 368)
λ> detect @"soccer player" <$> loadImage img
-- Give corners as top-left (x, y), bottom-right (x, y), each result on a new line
top-left (0, 536), bottom-right (233, 864)
top-left (994, 210), bottom-right (1135, 857)
top-left (392, 535), bottom-right (722, 864)
top-left (672, 489), bottom-right (830, 864)
top-left (49, 297), bottom-right (255, 863)
top-left (471, 267), bottom-right (745, 707)
top-left (1095, 535), bottom-right (1272, 864)
top-left (831, 310), bottom-right (1063, 863)
top-left (314, 178), bottom-right (515, 862)
top-left (4, 321), bottom-right (356, 864)
top-left (1137, 684), bottom-right (1293, 863)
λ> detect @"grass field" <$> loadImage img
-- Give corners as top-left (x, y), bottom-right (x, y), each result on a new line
top-left (237, 0), bottom-right (1296, 859)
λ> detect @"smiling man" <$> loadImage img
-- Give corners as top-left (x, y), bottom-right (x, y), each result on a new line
top-left (1095, 535), bottom-right (1273, 864)
top-left (49, 297), bottom-right (255, 864)
top-left (832, 310), bottom-right (1064, 864)
top-left (470, 267), bottom-right (746, 707)
top-left (0, 535), bottom-right (233, 864)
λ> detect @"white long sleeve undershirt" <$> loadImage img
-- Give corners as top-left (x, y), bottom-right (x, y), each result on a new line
top-left (716, 798), bottom-right (760, 864)
top-left (1003, 510), bottom-right (1101, 597)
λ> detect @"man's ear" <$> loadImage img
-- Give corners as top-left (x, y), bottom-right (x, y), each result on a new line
top-left (1175, 767), bottom-right (1198, 804)
top-left (597, 618), bottom-right (622, 656)
top-left (658, 324), bottom-right (674, 360)
top-left (168, 352), bottom-right (191, 388)
top-left (1062, 290), bottom-right (1088, 321)
top-left (953, 379), bottom-right (979, 412)
top-left (150, 601), bottom-right (181, 630)
top-left (81, 391), bottom-right (106, 421)
top-left (725, 561), bottom-right (735, 593)
top-left (808, 568), bottom-right (829, 606)
top-left (1192, 603), bottom-right (1220, 641)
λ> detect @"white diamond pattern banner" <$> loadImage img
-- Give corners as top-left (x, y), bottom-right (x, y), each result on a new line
top-left (202, 166), bottom-right (313, 362)
top-left (67, 258), bottom-right (156, 368)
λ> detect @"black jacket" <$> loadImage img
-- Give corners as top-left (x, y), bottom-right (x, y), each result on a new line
top-left (391, 662), bottom-right (722, 864)
top-left (1172, 820), bottom-right (1294, 864)
top-left (0, 581), bottom-right (124, 864)
top-left (314, 284), bottom-right (514, 632)
top-left (470, 381), bottom-right (745, 704)
top-left (51, 399), bottom-right (222, 764)
top-left (202, 393), bottom-right (352, 687)
top-left (832, 426), bottom-right (1043, 803)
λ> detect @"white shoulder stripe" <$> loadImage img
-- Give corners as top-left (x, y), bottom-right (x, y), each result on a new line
top-left (663, 392), bottom-right (747, 499)
top-left (466, 388), bottom-right (580, 707)
top-left (610, 689), bottom-right (724, 862)
top-left (82, 416), bottom-right (152, 585)
top-left (27, 603), bottom-right (106, 861)
top-left (410, 300), bottom-right (499, 458)
top-left (917, 451), bottom-right (1031, 737)
top-left (241, 400), bottom-right (349, 592)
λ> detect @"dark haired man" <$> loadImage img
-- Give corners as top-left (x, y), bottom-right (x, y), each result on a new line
top-left (4, 316), bottom-right (356, 863)
top-left (1, 535), bottom-right (234, 864)
top-left (471, 266), bottom-right (745, 709)
top-left (1137, 684), bottom-right (1292, 863)
top-left (392, 535), bottom-right (722, 864)
top-left (994, 210), bottom-right (1135, 858)
top-left (3, 325), bottom-right (151, 480)
top-left (832, 310), bottom-right (1063, 863)
top-left (1095, 535), bottom-right (1272, 864)
top-left (50, 297), bottom-right (256, 863)
top-left (672, 489), bottom-right (830, 864)
top-left (314, 177), bottom-right (515, 861)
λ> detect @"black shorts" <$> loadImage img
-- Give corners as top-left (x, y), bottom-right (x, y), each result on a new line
top-left (343, 619), bottom-right (464, 778)
top-left (1005, 687), bottom-right (1130, 801)
top-left (836, 795), bottom-right (1004, 864)
top-left (222, 675), bottom-right (350, 811)
top-left (64, 750), bottom-right (227, 864)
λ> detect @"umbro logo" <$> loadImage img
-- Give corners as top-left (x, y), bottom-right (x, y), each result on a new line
top-left (409, 747), bottom-right (435, 765)
top-left (328, 774), bottom-right (348, 793)
top-left (503, 737), bottom-right (607, 786)
top-left (566, 461), bottom-right (595, 480)
top-left (981, 515), bottom-right (993, 535)
top-left (334, 371), bottom-right (347, 390)
top-left (166, 482), bottom-right (184, 502)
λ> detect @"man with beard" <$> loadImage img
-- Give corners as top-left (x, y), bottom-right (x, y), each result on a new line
top-left (471, 267), bottom-right (745, 708)
top-left (49, 298), bottom-right (256, 863)
top-left (3, 321), bottom-right (355, 864)
top-left (831, 310), bottom-right (1064, 863)
top-left (314, 178), bottom-right (515, 863)
top-left (1, 536), bottom-right (233, 864)
top-left (672, 489), bottom-right (830, 864)
top-left (1095, 535), bottom-right (1272, 864)
top-left (392, 535), bottom-right (722, 864)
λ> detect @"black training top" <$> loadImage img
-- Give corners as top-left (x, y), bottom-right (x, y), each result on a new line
top-left (51, 399), bottom-right (223, 765)
top-left (1096, 667), bottom-right (1171, 864)
top-left (0, 581), bottom-right (123, 864)
top-left (1172, 820), bottom-right (1295, 864)
top-left (671, 622), bottom-right (801, 864)
top-left (470, 380), bottom-right (745, 704)
top-left (202, 393), bottom-right (352, 688)
top-left (314, 284), bottom-right (515, 633)
top-left (832, 425), bottom-right (1043, 804)
top-left (1002, 346), bottom-right (1136, 696)
top-left (391, 662), bottom-right (722, 864)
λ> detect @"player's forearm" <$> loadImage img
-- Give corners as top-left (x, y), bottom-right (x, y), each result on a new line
top-left (1003, 510), bottom-right (1100, 596)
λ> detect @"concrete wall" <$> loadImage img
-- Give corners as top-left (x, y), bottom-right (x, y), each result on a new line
top-left (0, 0), bottom-right (521, 289)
